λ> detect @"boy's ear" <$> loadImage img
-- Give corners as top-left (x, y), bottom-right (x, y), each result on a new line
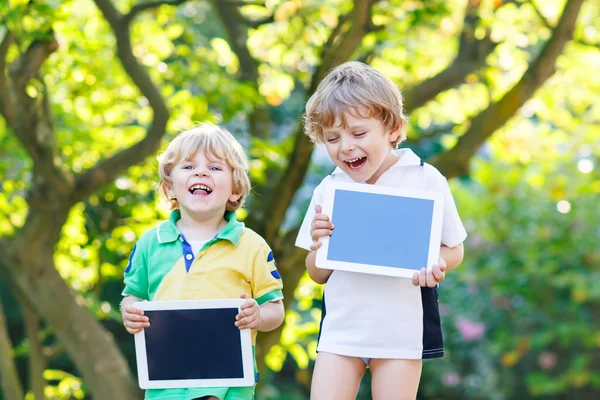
top-left (166, 186), bottom-right (175, 199)
top-left (389, 121), bottom-right (403, 144)
top-left (229, 192), bottom-right (242, 203)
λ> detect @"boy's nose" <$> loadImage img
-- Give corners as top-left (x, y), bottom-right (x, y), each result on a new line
top-left (194, 169), bottom-right (210, 177)
top-left (341, 141), bottom-right (356, 153)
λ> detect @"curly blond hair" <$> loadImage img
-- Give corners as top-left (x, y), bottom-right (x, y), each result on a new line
top-left (157, 123), bottom-right (251, 211)
top-left (304, 61), bottom-right (408, 148)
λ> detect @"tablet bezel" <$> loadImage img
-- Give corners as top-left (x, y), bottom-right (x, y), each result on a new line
top-left (133, 299), bottom-right (254, 389)
top-left (315, 180), bottom-right (444, 278)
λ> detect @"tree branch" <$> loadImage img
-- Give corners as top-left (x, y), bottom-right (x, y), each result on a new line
top-left (0, 294), bottom-right (24, 400)
top-left (20, 297), bottom-right (46, 400)
top-left (210, 0), bottom-right (271, 138)
top-left (8, 35), bottom-right (59, 89)
top-left (245, 14), bottom-right (274, 28)
top-left (124, 0), bottom-right (189, 25)
top-left (429, 0), bottom-right (585, 178)
top-left (403, 0), bottom-right (497, 112)
top-left (259, 0), bottom-right (381, 244)
top-left (575, 38), bottom-right (600, 50)
top-left (73, 0), bottom-right (171, 202)
top-left (3, 34), bottom-right (74, 197)
top-left (225, 1), bottom-right (266, 6)
top-left (527, 0), bottom-right (553, 29)
top-left (0, 29), bottom-right (16, 124)
top-left (406, 123), bottom-right (456, 147)
top-left (256, 224), bottom-right (307, 366)
top-left (210, 0), bottom-right (259, 85)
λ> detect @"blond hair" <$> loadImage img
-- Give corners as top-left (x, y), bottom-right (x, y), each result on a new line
top-left (157, 123), bottom-right (251, 211)
top-left (304, 61), bottom-right (408, 148)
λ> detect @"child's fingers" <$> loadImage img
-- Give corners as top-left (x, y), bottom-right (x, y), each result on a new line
top-left (239, 294), bottom-right (256, 311)
top-left (125, 323), bottom-right (148, 334)
top-left (126, 327), bottom-right (143, 334)
top-left (412, 272), bottom-right (420, 286)
top-left (235, 314), bottom-right (257, 329)
top-left (426, 269), bottom-right (437, 288)
top-left (309, 241), bottom-right (322, 251)
top-left (312, 219), bottom-right (334, 229)
top-left (419, 268), bottom-right (427, 287)
top-left (124, 305), bottom-right (144, 315)
top-left (311, 228), bottom-right (333, 242)
top-left (315, 205), bottom-right (322, 214)
top-left (432, 265), bottom-right (445, 282)
top-left (124, 319), bottom-right (150, 332)
top-left (240, 298), bottom-right (257, 311)
top-left (236, 307), bottom-right (253, 319)
top-left (124, 312), bottom-right (149, 323)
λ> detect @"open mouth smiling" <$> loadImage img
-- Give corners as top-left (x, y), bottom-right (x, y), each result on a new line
top-left (344, 157), bottom-right (366, 169)
top-left (189, 184), bottom-right (212, 195)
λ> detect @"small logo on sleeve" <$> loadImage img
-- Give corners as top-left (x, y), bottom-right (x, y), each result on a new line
top-left (271, 270), bottom-right (282, 279)
top-left (125, 244), bottom-right (137, 273)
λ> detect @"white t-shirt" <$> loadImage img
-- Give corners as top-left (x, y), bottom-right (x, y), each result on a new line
top-left (295, 148), bottom-right (467, 359)
top-left (188, 240), bottom-right (208, 256)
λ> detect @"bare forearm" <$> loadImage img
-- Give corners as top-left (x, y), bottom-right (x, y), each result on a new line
top-left (257, 301), bottom-right (284, 332)
top-left (306, 251), bottom-right (333, 284)
top-left (440, 243), bottom-right (464, 271)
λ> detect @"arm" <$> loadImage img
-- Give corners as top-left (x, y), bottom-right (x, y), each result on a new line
top-left (412, 243), bottom-right (465, 287)
top-left (120, 295), bottom-right (150, 334)
top-left (306, 250), bottom-right (333, 285)
top-left (440, 243), bottom-right (464, 271)
top-left (304, 205), bottom-right (334, 284)
top-left (236, 297), bottom-right (284, 332)
top-left (256, 300), bottom-right (285, 332)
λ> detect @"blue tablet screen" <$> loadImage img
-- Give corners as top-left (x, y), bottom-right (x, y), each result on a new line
top-left (144, 308), bottom-right (243, 380)
top-left (328, 189), bottom-right (434, 270)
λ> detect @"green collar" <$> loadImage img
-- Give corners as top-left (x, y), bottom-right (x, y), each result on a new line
top-left (156, 210), bottom-right (244, 246)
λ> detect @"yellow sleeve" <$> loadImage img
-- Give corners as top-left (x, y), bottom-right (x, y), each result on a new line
top-left (251, 243), bottom-right (284, 306)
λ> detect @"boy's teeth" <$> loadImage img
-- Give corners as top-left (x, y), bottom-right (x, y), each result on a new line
top-left (190, 184), bottom-right (212, 193)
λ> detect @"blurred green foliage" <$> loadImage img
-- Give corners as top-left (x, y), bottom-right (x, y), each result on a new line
top-left (1, 0), bottom-right (599, 399)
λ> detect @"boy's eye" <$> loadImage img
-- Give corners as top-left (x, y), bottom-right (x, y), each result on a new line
top-left (182, 165), bottom-right (193, 170)
top-left (209, 166), bottom-right (222, 171)
top-left (326, 137), bottom-right (339, 143)
top-left (353, 131), bottom-right (367, 137)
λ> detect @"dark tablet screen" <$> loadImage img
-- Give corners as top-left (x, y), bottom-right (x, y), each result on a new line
top-left (143, 307), bottom-right (243, 381)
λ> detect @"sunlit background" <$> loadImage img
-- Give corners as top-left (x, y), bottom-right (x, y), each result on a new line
top-left (0, 0), bottom-right (599, 399)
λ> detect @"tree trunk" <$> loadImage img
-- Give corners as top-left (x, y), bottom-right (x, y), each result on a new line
top-left (21, 298), bottom-right (46, 399)
top-left (3, 236), bottom-right (142, 400)
top-left (0, 295), bottom-right (24, 400)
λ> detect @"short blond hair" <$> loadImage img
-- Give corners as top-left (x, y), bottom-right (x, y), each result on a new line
top-left (304, 61), bottom-right (408, 148)
top-left (157, 123), bottom-right (251, 212)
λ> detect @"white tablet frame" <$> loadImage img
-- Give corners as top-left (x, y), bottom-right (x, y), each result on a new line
top-left (133, 299), bottom-right (254, 389)
top-left (316, 180), bottom-right (444, 278)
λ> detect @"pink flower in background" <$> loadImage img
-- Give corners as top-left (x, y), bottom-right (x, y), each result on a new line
top-left (438, 303), bottom-right (449, 316)
top-left (538, 352), bottom-right (557, 370)
top-left (468, 234), bottom-right (483, 247)
top-left (443, 372), bottom-right (461, 387)
top-left (467, 285), bottom-right (479, 295)
top-left (456, 317), bottom-right (485, 342)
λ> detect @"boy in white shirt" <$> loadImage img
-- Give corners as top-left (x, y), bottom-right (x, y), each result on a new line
top-left (295, 62), bottom-right (467, 400)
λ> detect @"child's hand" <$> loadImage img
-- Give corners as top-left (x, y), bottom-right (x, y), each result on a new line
top-left (235, 294), bottom-right (262, 330)
top-left (121, 302), bottom-right (150, 335)
top-left (310, 205), bottom-right (334, 251)
top-left (412, 257), bottom-right (447, 287)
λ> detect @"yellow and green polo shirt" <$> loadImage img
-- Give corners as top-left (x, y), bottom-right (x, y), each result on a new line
top-left (123, 210), bottom-right (284, 345)
top-left (122, 211), bottom-right (283, 400)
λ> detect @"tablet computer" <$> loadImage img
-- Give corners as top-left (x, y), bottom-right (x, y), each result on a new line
top-left (133, 299), bottom-right (254, 389)
top-left (316, 180), bottom-right (444, 278)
